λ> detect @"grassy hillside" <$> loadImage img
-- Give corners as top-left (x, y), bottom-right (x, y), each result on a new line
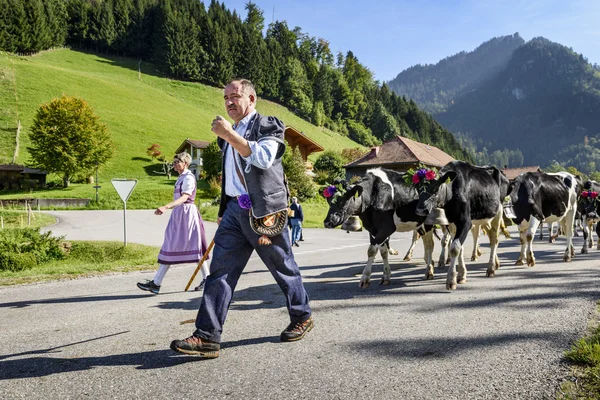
top-left (0, 49), bottom-right (363, 210)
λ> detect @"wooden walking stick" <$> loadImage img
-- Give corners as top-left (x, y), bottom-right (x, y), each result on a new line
top-left (185, 239), bottom-right (215, 292)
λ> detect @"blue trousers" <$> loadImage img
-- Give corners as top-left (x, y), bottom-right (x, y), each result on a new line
top-left (290, 219), bottom-right (302, 243)
top-left (194, 200), bottom-right (312, 343)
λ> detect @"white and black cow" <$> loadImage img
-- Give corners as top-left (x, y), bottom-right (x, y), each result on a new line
top-left (578, 180), bottom-right (600, 253)
top-left (416, 161), bottom-right (503, 290)
top-left (507, 171), bottom-right (578, 265)
top-left (323, 168), bottom-right (436, 287)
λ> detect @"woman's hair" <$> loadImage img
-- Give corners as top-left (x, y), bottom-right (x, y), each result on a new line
top-left (174, 152), bottom-right (192, 167)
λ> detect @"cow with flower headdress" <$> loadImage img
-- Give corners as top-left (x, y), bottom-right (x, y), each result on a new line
top-left (416, 161), bottom-right (505, 290)
top-left (578, 180), bottom-right (600, 253)
top-left (323, 167), bottom-right (438, 288)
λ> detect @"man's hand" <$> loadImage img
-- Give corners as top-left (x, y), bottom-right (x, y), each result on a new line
top-left (211, 115), bottom-right (234, 139)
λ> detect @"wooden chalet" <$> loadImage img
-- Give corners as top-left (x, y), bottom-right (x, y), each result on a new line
top-left (175, 139), bottom-right (211, 180)
top-left (343, 136), bottom-right (455, 180)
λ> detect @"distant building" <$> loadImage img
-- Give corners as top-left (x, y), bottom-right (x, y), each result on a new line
top-left (175, 139), bottom-right (210, 180)
top-left (177, 125), bottom-right (324, 179)
top-left (501, 166), bottom-right (542, 181)
top-left (343, 136), bottom-right (455, 180)
top-left (0, 164), bottom-right (47, 190)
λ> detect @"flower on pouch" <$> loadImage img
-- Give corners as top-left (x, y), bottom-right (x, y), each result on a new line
top-left (425, 170), bottom-right (436, 181)
top-left (412, 174), bottom-right (420, 184)
top-left (238, 194), bottom-right (252, 209)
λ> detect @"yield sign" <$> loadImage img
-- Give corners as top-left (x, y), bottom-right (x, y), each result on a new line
top-left (111, 179), bottom-right (137, 202)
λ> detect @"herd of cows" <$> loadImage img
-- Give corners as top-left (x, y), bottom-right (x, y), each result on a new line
top-left (323, 161), bottom-right (600, 290)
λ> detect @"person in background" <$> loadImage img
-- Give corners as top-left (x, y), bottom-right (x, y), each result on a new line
top-left (137, 152), bottom-right (210, 294)
top-left (289, 196), bottom-right (303, 247)
top-left (170, 79), bottom-right (313, 359)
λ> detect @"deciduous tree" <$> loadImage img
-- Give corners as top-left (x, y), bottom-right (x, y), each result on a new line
top-left (28, 95), bottom-right (114, 188)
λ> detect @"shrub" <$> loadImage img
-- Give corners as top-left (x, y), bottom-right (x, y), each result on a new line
top-left (202, 140), bottom-right (223, 179)
top-left (282, 147), bottom-right (317, 201)
top-left (0, 228), bottom-right (66, 264)
top-left (206, 175), bottom-right (222, 198)
top-left (314, 150), bottom-right (346, 182)
top-left (0, 252), bottom-right (37, 271)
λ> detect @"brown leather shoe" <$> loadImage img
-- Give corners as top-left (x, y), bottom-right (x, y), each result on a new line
top-left (280, 316), bottom-right (314, 342)
top-left (170, 335), bottom-right (220, 358)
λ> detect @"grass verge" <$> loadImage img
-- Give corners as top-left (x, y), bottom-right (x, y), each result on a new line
top-left (561, 302), bottom-right (600, 399)
top-left (0, 240), bottom-right (158, 286)
top-left (0, 209), bottom-right (56, 228)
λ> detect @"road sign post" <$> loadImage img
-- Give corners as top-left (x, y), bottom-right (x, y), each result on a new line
top-left (111, 179), bottom-right (138, 246)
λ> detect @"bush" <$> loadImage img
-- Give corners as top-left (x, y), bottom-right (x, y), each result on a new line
top-left (0, 252), bottom-right (37, 271)
top-left (206, 175), bottom-right (222, 198)
top-left (283, 147), bottom-right (317, 201)
top-left (0, 228), bottom-right (66, 265)
top-left (202, 141), bottom-right (223, 179)
top-left (314, 150), bottom-right (346, 182)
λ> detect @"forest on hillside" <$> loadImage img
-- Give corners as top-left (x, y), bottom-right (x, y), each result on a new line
top-left (436, 37), bottom-right (600, 168)
top-left (0, 0), bottom-right (471, 162)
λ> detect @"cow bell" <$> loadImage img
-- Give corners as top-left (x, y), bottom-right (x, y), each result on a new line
top-left (341, 215), bottom-right (362, 232)
top-left (424, 207), bottom-right (449, 226)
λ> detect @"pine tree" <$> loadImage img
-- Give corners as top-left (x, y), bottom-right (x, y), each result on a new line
top-left (44, 0), bottom-right (68, 47)
top-left (164, 10), bottom-right (201, 80)
top-left (8, 0), bottom-right (31, 53)
top-left (66, 0), bottom-right (91, 49)
top-left (98, 0), bottom-right (117, 52)
top-left (113, 0), bottom-right (134, 54)
top-left (25, 0), bottom-right (51, 52)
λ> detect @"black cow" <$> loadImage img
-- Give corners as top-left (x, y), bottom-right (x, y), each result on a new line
top-left (324, 168), bottom-right (436, 287)
top-left (579, 180), bottom-right (600, 253)
top-left (507, 171), bottom-right (578, 265)
top-left (416, 161), bottom-right (503, 290)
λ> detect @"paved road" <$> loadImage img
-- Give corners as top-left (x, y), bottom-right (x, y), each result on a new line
top-left (2, 211), bottom-right (600, 399)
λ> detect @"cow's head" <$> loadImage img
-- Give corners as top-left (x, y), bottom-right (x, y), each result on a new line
top-left (415, 170), bottom-right (456, 217)
top-left (323, 172), bottom-right (395, 228)
top-left (579, 185), bottom-right (600, 220)
top-left (323, 184), bottom-right (364, 228)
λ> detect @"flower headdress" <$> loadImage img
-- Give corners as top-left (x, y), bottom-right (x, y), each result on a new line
top-left (322, 183), bottom-right (346, 204)
top-left (404, 164), bottom-right (438, 193)
top-left (581, 190), bottom-right (599, 201)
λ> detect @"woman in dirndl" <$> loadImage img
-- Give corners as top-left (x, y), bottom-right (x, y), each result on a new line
top-left (137, 152), bottom-right (210, 294)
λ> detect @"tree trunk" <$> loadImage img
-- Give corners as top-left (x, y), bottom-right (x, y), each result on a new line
top-left (63, 175), bottom-right (70, 188)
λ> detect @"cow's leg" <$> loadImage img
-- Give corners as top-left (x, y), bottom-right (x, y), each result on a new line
top-left (403, 230), bottom-right (419, 261)
top-left (486, 212), bottom-right (502, 277)
top-left (437, 225), bottom-right (450, 268)
top-left (574, 216), bottom-right (581, 237)
top-left (447, 219), bottom-right (471, 290)
top-left (379, 242), bottom-right (392, 285)
top-left (360, 244), bottom-right (378, 288)
top-left (423, 231), bottom-right (435, 280)
top-left (500, 218), bottom-right (512, 239)
top-left (385, 237), bottom-right (399, 256)
top-left (526, 218), bottom-right (541, 266)
top-left (549, 222), bottom-right (557, 243)
top-left (581, 217), bottom-right (590, 254)
top-left (563, 210), bottom-right (576, 262)
top-left (516, 228), bottom-right (527, 265)
top-left (538, 223), bottom-right (544, 241)
top-left (471, 225), bottom-right (481, 261)
top-left (588, 221), bottom-right (595, 249)
top-left (596, 222), bottom-right (600, 250)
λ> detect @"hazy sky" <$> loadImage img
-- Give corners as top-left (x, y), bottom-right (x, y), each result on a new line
top-left (224, 0), bottom-right (600, 82)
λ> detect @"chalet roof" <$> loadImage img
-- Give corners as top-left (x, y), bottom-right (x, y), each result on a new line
top-left (176, 139), bottom-right (211, 154)
top-left (0, 164), bottom-right (47, 174)
top-left (501, 166), bottom-right (542, 180)
top-left (345, 136), bottom-right (455, 169)
top-left (285, 126), bottom-right (324, 154)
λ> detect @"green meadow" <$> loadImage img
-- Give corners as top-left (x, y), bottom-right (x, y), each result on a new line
top-left (0, 49), bottom-right (362, 218)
